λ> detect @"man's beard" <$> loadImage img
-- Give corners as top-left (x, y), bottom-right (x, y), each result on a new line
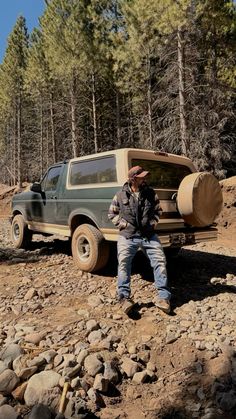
top-left (138, 181), bottom-right (147, 190)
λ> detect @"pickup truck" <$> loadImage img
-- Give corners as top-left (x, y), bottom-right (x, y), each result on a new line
top-left (11, 148), bottom-right (223, 272)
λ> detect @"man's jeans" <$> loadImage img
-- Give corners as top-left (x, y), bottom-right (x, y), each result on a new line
top-left (117, 234), bottom-right (171, 301)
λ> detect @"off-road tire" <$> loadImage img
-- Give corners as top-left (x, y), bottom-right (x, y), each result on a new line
top-left (11, 214), bottom-right (33, 249)
top-left (177, 172), bottom-right (223, 227)
top-left (71, 224), bottom-right (110, 272)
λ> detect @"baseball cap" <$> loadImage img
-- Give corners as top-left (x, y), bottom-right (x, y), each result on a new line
top-left (128, 166), bottom-right (149, 179)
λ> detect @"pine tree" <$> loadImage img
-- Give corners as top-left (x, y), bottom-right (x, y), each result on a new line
top-left (1, 16), bottom-right (28, 186)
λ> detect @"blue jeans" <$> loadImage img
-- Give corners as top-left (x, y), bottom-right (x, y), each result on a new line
top-left (117, 234), bottom-right (171, 301)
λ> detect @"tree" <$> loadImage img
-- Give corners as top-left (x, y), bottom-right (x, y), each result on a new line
top-left (0, 16), bottom-right (28, 186)
top-left (25, 28), bottom-right (58, 175)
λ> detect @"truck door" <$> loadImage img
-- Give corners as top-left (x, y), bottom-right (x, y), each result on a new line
top-left (32, 165), bottom-right (62, 224)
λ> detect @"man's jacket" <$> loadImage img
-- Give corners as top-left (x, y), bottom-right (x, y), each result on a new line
top-left (108, 182), bottom-right (162, 239)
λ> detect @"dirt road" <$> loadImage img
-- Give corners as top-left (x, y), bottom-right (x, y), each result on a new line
top-left (0, 215), bottom-right (236, 418)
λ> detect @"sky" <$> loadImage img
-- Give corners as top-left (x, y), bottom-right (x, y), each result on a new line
top-left (0, 0), bottom-right (45, 63)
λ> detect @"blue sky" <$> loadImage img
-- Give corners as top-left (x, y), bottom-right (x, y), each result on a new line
top-left (0, 0), bottom-right (45, 63)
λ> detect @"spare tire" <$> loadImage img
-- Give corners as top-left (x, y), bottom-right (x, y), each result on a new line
top-left (177, 172), bottom-right (223, 227)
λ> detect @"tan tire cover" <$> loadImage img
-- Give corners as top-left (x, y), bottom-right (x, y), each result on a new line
top-left (177, 172), bottom-right (223, 227)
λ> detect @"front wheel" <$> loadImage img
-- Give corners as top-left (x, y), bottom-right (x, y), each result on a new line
top-left (71, 224), bottom-right (110, 272)
top-left (11, 214), bottom-right (33, 249)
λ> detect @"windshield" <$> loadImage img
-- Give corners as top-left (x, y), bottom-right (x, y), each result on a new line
top-left (131, 159), bottom-right (192, 189)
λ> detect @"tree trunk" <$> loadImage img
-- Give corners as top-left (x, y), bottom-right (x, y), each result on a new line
top-left (50, 92), bottom-right (56, 163)
top-left (17, 94), bottom-right (22, 188)
top-left (178, 26), bottom-right (188, 156)
top-left (147, 55), bottom-right (153, 148)
top-left (46, 121), bottom-right (49, 168)
top-left (128, 95), bottom-right (134, 146)
top-left (92, 72), bottom-right (98, 153)
top-left (116, 89), bottom-right (121, 147)
top-left (70, 75), bottom-right (77, 158)
top-left (12, 106), bottom-right (17, 185)
top-left (40, 95), bottom-right (44, 177)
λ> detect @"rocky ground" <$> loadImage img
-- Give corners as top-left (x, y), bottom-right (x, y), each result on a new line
top-left (0, 180), bottom-right (235, 419)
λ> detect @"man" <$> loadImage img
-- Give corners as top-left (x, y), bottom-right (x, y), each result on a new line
top-left (108, 165), bottom-right (171, 315)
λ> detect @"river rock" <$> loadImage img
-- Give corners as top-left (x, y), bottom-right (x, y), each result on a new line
top-left (0, 343), bottom-right (24, 367)
top-left (84, 354), bottom-right (103, 377)
top-left (28, 403), bottom-right (52, 419)
top-left (24, 331), bottom-right (47, 345)
top-left (121, 358), bottom-right (140, 378)
top-left (103, 361), bottom-right (119, 384)
top-left (24, 371), bottom-right (61, 406)
top-left (86, 320), bottom-right (100, 332)
top-left (93, 374), bottom-right (109, 393)
top-left (0, 369), bottom-right (19, 394)
top-left (0, 404), bottom-right (19, 419)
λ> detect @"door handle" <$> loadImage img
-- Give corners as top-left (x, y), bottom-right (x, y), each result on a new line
top-left (50, 196), bottom-right (57, 200)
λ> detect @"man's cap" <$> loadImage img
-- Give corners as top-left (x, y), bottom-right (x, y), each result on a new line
top-left (128, 166), bottom-right (150, 179)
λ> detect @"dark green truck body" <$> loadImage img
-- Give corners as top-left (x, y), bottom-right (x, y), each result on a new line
top-left (11, 148), bottom-right (221, 272)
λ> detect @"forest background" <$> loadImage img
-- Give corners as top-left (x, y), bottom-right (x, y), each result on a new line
top-left (0, 0), bottom-right (235, 187)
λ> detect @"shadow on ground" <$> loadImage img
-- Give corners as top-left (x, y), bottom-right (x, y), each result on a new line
top-left (155, 349), bottom-right (236, 419)
top-left (102, 246), bottom-right (236, 310)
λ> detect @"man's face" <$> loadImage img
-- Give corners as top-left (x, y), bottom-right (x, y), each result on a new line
top-left (134, 176), bottom-right (148, 190)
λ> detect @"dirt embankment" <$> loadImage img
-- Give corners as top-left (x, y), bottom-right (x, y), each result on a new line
top-left (216, 177), bottom-right (236, 241)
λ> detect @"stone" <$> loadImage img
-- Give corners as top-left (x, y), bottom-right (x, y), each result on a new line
top-left (0, 395), bottom-right (7, 407)
top-left (40, 350), bottom-right (57, 363)
top-left (87, 295), bottom-right (104, 307)
top-left (146, 362), bottom-right (156, 372)
top-left (0, 344), bottom-right (24, 367)
top-left (121, 358), bottom-right (140, 378)
top-left (86, 320), bottom-right (100, 332)
top-left (0, 369), bottom-right (19, 394)
top-left (84, 354), bottom-right (103, 377)
top-left (0, 404), bottom-right (19, 419)
top-left (12, 382), bottom-right (28, 401)
top-left (0, 361), bottom-right (8, 375)
top-left (28, 403), bottom-right (52, 419)
top-left (24, 331), bottom-right (47, 345)
top-left (71, 377), bottom-right (81, 389)
top-left (166, 333), bottom-right (179, 344)
top-left (87, 330), bottom-right (103, 344)
top-left (17, 366), bottom-right (38, 380)
top-left (87, 388), bottom-right (99, 403)
top-left (54, 354), bottom-right (63, 368)
top-left (24, 288), bottom-right (37, 300)
top-left (132, 370), bottom-right (148, 384)
top-left (93, 374), bottom-right (109, 393)
top-left (128, 345), bottom-right (137, 354)
top-left (64, 364), bottom-right (81, 379)
top-left (103, 361), bottom-right (119, 384)
top-left (24, 371), bottom-right (61, 406)
top-left (116, 343), bottom-right (127, 355)
top-left (27, 356), bottom-right (45, 368)
top-left (76, 349), bottom-right (89, 366)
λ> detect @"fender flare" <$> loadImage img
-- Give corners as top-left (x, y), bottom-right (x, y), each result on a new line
top-left (69, 208), bottom-right (99, 230)
top-left (12, 206), bottom-right (28, 223)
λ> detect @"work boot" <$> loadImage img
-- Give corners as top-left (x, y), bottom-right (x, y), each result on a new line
top-left (155, 298), bottom-right (171, 314)
top-left (118, 294), bottom-right (135, 314)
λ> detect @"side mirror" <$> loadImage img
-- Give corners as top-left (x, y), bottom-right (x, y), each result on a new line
top-left (30, 182), bottom-right (42, 193)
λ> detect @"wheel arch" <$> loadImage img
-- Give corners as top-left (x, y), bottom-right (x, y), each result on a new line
top-left (69, 210), bottom-right (99, 235)
top-left (12, 206), bottom-right (27, 222)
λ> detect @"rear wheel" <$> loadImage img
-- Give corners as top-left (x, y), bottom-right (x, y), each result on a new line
top-left (71, 224), bottom-right (110, 272)
top-left (11, 214), bottom-right (33, 249)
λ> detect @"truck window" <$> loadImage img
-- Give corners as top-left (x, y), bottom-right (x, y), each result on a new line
top-left (42, 166), bottom-right (62, 191)
top-left (69, 156), bottom-right (117, 185)
top-left (132, 159), bottom-right (191, 189)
